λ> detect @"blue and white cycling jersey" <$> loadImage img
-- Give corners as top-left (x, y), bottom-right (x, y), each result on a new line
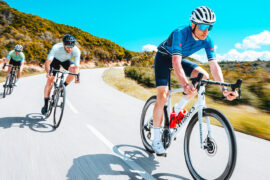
top-left (158, 25), bottom-right (216, 61)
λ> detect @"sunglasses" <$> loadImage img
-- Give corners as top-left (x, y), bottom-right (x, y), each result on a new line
top-left (64, 45), bottom-right (74, 49)
top-left (15, 50), bottom-right (22, 52)
top-left (193, 22), bottom-right (213, 31)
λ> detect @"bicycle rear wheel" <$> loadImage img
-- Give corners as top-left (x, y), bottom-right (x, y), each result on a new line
top-left (140, 95), bottom-right (169, 153)
top-left (184, 108), bottom-right (237, 180)
top-left (53, 85), bottom-right (66, 128)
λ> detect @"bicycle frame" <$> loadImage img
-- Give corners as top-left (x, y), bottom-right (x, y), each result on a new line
top-left (166, 85), bottom-right (210, 149)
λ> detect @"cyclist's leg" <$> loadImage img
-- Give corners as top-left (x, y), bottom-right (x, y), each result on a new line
top-left (62, 60), bottom-right (78, 85)
top-left (152, 52), bottom-right (171, 155)
top-left (190, 66), bottom-right (209, 79)
top-left (153, 52), bottom-right (171, 127)
top-left (174, 59), bottom-right (201, 112)
top-left (44, 58), bottom-right (59, 98)
top-left (6, 58), bottom-right (14, 78)
top-left (17, 61), bottom-right (23, 79)
top-left (42, 59), bottom-right (58, 114)
top-left (175, 59), bottom-right (209, 111)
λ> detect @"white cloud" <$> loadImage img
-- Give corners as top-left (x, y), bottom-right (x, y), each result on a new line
top-left (189, 50), bottom-right (270, 62)
top-left (216, 49), bottom-right (270, 61)
top-left (142, 44), bottom-right (157, 52)
top-left (235, 30), bottom-right (270, 49)
top-left (214, 45), bottom-right (218, 50)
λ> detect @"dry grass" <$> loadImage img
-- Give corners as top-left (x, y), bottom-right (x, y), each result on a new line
top-left (103, 68), bottom-right (270, 140)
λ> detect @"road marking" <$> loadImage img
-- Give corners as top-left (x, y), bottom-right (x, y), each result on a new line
top-left (86, 124), bottom-right (156, 180)
top-left (66, 98), bottom-right (79, 114)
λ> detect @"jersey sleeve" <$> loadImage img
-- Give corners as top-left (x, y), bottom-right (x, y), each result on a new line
top-left (6, 51), bottom-right (13, 59)
top-left (73, 47), bottom-right (81, 66)
top-left (47, 45), bottom-right (56, 61)
top-left (172, 30), bottom-right (183, 56)
top-left (205, 37), bottom-right (216, 61)
top-left (21, 53), bottom-right (25, 62)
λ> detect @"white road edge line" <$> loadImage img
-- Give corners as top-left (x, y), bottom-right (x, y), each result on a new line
top-left (86, 124), bottom-right (156, 180)
top-left (66, 98), bottom-right (79, 114)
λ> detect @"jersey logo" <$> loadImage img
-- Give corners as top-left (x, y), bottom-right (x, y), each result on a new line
top-left (179, 43), bottom-right (182, 47)
top-left (210, 48), bottom-right (214, 51)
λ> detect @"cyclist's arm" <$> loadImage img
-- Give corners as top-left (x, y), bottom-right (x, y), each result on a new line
top-left (45, 60), bottom-right (52, 74)
top-left (209, 60), bottom-right (238, 100)
top-left (172, 55), bottom-right (189, 87)
top-left (209, 60), bottom-right (225, 89)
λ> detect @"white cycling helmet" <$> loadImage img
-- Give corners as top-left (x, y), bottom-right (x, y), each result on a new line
top-left (14, 44), bottom-right (23, 52)
top-left (190, 6), bottom-right (216, 25)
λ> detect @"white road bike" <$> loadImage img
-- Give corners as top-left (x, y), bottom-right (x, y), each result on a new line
top-left (140, 72), bottom-right (242, 180)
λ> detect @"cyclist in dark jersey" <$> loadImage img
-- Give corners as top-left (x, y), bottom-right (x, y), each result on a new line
top-left (152, 6), bottom-right (239, 156)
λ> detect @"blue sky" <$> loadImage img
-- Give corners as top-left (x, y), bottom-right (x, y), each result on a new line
top-left (5, 0), bottom-right (270, 61)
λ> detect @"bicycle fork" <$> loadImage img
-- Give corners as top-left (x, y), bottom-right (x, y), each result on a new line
top-left (198, 86), bottom-right (212, 149)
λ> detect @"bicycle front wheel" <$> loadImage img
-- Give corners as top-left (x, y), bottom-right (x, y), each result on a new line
top-left (9, 75), bottom-right (16, 95)
top-left (53, 85), bottom-right (66, 128)
top-left (184, 108), bottom-right (237, 180)
top-left (3, 75), bottom-right (10, 98)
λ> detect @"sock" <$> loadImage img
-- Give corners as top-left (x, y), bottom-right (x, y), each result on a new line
top-left (44, 98), bottom-right (49, 107)
top-left (174, 96), bottom-right (189, 114)
top-left (153, 127), bottom-right (161, 142)
top-left (64, 82), bottom-right (69, 86)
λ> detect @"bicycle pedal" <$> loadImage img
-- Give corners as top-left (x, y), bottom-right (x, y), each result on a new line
top-left (174, 137), bottom-right (177, 141)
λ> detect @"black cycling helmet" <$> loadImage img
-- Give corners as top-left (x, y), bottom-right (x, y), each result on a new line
top-left (63, 34), bottom-right (76, 47)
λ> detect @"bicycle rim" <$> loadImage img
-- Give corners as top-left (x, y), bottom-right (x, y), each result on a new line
top-left (9, 75), bottom-right (16, 94)
top-left (140, 96), bottom-right (168, 153)
top-left (3, 75), bottom-right (10, 98)
top-left (53, 86), bottom-right (66, 128)
top-left (184, 108), bottom-right (237, 180)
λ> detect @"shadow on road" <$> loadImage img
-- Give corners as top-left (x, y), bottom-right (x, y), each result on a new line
top-left (67, 144), bottom-right (190, 180)
top-left (0, 113), bottom-right (55, 133)
top-left (153, 173), bottom-right (190, 180)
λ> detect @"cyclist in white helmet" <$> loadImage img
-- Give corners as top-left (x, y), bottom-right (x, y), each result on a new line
top-left (152, 6), bottom-right (239, 156)
top-left (2, 44), bottom-right (25, 85)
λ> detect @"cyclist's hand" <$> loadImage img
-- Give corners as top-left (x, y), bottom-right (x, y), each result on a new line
top-left (184, 83), bottom-right (196, 95)
top-left (46, 73), bottom-right (54, 80)
top-left (223, 90), bottom-right (238, 101)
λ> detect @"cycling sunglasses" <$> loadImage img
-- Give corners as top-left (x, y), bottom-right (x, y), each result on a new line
top-left (64, 45), bottom-right (75, 49)
top-left (193, 22), bottom-right (213, 31)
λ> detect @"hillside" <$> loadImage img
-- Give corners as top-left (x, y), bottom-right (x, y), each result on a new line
top-left (0, 1), bottom-right (153, 64)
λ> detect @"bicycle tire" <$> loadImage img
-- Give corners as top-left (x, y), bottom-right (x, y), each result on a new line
top-left (184, 108), bottom-right (237, 180)
top-left (9, 74), bottom-right (16, 95)
top-left (2, 75), bottom-right (10, 98)
top-left (53, 84), bottom-right (66, 128)
top-left (140, 95), bottom-right (169, 153)
top-left (45, 89), bottom-right (55, 118)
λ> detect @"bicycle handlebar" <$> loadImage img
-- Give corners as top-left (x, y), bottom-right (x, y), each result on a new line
top-left (3, 63), bottom-right (20, 69)
top-left (190, 73), bottom-right (242, 99)
top-left (49, 68), bottom-right (80, 82)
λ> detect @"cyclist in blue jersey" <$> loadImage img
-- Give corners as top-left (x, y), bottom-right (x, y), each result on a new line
top-left (152, 6), bottom-right (239, 156)
top-left (2, 44), bottom-right (25, 85)
top-left (41, 34), bottom-right (81, 115)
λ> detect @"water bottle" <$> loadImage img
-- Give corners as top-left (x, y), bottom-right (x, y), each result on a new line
top-left (170, 109), bottom-right (177, 128)
top-left (176, 109), bottom-right (187, 124)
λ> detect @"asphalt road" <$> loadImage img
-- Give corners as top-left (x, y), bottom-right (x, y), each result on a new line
top-left (0, 68), bottom-right (269, 180)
